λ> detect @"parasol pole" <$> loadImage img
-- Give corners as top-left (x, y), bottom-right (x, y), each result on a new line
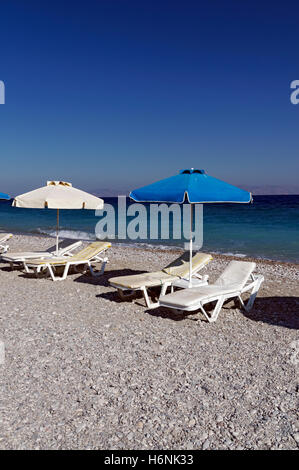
top-left (189, 203), bottom-right (193, 287)
top-left (56, 208), bottom-right (59, 254)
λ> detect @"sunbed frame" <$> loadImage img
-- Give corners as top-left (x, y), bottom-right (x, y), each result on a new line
top-left (109, 253), bottom-right (212, 309)
top-left (158, 261), bottom-right (264, 322)
top-left (23, 242), bottom-right (111, 281)
top-left (113, 272), bottom-right (209, 309)
top-left (0, 233), bottom-right (13, 254)
top-left (2, 240), bottom-right (82, 269)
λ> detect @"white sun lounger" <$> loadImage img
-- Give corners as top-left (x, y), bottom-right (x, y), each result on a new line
top-left (23, 241), bottom-right (111, 281)
top-left (1, 239), bottom-right (83, 269)
top-left (158, 261), bottom-right (264, 322)
top-left (109, 252), bottom-right (212, 308)
top-left (0, 233), bottom-right (13, 254)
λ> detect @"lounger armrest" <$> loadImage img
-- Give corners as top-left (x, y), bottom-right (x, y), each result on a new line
top-left (193, 273), bottom-right (209, 282)
top-left (58, 240), bottom-right (82, 256)
top-left (253, 274), bottom-right (265, 285)
top-left (241, 274), bottom-right (264, 294)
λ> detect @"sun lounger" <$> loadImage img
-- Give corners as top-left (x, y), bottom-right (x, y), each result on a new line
top-left (0, 233), bottom-right (13, 254)
top-left (23, 241), bottom-right (111, 281)
top-left (109, 252), bottom-right (212, 308)
top-left (1, 239), bottom-right (83, 269)
top-left (158, 260), bottom-right (264, 322)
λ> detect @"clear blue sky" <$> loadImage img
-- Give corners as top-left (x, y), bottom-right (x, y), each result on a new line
top-left (0, 1), bottom-right (299, 196)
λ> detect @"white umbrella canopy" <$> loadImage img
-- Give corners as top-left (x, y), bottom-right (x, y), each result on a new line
top-left (13, 181), bottom-right (104, 209)
top-left (13, 181), bottom-right (104, 252)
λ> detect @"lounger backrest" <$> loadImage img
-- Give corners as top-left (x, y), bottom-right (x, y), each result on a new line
top-left (214, 261), bottom-right (256, 290)
top-left (69, 241), bottom-right (111, 261)
top-left (163, 253), bottom-right (212, 278)
top-left (26, 241), bottom-right (111, 266)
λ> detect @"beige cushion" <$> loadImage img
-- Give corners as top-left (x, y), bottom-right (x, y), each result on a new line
top-left (27, 242), bottom-right (111, 266)
top-left (110, 271), bottom-right (178, 289)
top-left (109, 252), bottom-right (212, 289)
top-left (163, 252), bottom-right (212, 278)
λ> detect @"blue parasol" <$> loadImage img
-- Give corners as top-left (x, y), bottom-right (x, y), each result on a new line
top-left (130, 169), bottom-right (252, 286)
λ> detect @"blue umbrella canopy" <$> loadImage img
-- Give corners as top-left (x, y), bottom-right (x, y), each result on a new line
top-left (0, 192), bottom-right (10, 200)
top-left (130, 169), bottom-right (252, 203)
top-left (130, 169), bottom-right (252, 287)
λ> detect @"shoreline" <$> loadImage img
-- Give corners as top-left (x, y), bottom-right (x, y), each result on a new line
top-left (1, 229), bottom-right (299, 267)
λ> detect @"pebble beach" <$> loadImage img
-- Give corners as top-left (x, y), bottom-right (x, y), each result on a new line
top-left (0, 234), bottom-right (298, 450)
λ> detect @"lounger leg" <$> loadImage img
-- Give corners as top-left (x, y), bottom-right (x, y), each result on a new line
top-left (141, 287), bottom-right (151, 308)
top-left (198, 305), bottom-right (212, 322)
top-left (117, 288), bottom-right (135, 300)
top-left (244, 281), bottom-right (260, 312)
top-left (61, 263), bottom-right (71, 281)
top-left (47, 263), bottom-right (70, 281)
top-left (47, 264), bottom-right (57, 281)
top-left (240, 277), bottom-right (264, 312)
top-left (24, 262), bottom-right (40, 274)
top-left (157, 282), bottom-right (172, 299)
top-left (31, 265), bottom-right (46, 278)
top-left (160, 283), bottom-right (168, 296)
top-left (237, 295), bottom-right (245, 309)
top-left (88, 258), bottom-right (107, 277)
top-left (140, 287), bottom-right (159, 309)
top-left (200, 296), bottom-right (225, 323)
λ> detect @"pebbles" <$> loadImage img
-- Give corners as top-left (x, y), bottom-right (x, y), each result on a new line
top-left (0, 234), bottom-right (298, 450)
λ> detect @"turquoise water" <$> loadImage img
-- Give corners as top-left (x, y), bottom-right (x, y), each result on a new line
top-left (0, 196), bottom-right (298, 263)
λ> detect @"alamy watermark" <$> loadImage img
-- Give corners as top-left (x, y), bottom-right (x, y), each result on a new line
top-left (0, 80), bottom-right (5, 104)
top-left (290, 80), bottom-right (299, 105)
top-left (95, 196), bottom-right (203, 249)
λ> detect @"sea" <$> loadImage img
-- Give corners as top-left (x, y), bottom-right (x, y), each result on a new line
top-left (0, 195), bottom-right (298, 263)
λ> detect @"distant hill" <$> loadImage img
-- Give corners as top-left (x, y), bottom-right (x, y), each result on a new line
top-left (92, 188), bottom-right (130, 198)
top-left (91, 185), bottom-right (299, 197)
top-left (240, 185), bottom-right (299, 195)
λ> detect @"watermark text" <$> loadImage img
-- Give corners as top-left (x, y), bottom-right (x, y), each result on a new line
top-left (0, 81), bottom-right (5, 104)
top-left (290, 80), bottom-right (299, 105)
top-left (95, 196), bottom-right (203, 249)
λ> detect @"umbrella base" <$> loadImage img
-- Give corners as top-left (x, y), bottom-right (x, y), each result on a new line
top-left (171, 276), bottom-right (209, 289)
